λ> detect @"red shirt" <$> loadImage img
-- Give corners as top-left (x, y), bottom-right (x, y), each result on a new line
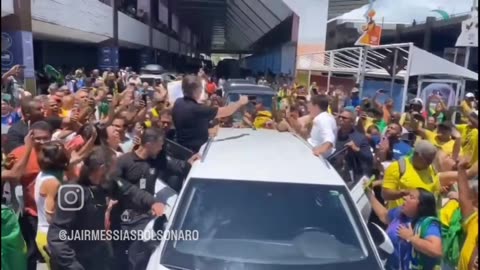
top-left (206, 82), bottom-right (217, 95)
top-left (11, 146), bottom-right (40, 217)
top-left (65, 135), bottom-right (85, 152)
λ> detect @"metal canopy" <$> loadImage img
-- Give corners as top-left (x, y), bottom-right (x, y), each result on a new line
top-left (298, 43), bottom-right (478, 80)
top-left (176, 0), bottom-right (292, 51)
top-left (298, 42), bottom-right (478, 112)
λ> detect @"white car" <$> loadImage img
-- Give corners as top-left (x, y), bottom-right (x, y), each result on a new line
top-left (146, 128), bottom-right (391, 270)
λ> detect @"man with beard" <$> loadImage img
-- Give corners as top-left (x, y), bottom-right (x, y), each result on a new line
top-left (376, 123), bottom-right (413, 162)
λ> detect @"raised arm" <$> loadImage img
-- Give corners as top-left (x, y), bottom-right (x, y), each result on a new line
top-left (365, 185), bottom-right (390, 225)
top-left (457, 159), bottom-right (477, 219)
top-left (216, 96), bottom-right (248, 119)
top-left (2, 131), bottom-right (33, 182)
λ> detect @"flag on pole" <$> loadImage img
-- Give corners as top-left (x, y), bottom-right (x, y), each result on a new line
top-left (355, 0), bottom-right (382, 46)
top-left (355, 9), bottom-right (383, 46)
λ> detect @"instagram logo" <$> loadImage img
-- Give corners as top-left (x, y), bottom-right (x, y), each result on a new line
top-left (58, 184), bottom-right (84, 211)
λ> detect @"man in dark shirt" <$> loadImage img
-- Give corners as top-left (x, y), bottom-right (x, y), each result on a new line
top-left (172, 75), bottom-right (249, 152)
top-left (4, 97), bottom-right (44, 153)
top-left (110, 127), bottom-right (197, 269)
top-left (333, 110), bottom-right (373, 184)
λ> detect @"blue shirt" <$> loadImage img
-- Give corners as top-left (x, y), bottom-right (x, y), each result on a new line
top-left (1, 112), bottom-right (21, 126)
top-left (386, 207), bottom-right (441, 270)
top-left (351, 97), bottom-right (360, 108)
top-left (391, 141), bottom-right (412, 161)
top-left (344, 97), bottom-right (361, 108)
top-left (372, 138), bottom-right (412, 161)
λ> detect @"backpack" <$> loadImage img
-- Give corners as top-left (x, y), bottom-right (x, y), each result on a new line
top-left (397, 157), bottom-right (408, 178)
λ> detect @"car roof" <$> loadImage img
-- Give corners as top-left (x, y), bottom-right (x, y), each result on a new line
top-left (139, 74), bottom-right (163, 78)
top-left (227, 79), bottom-right (252, 83)
top-left (189, 128), bottom-right (346, 186)
top-left (224, 84), bottom-right (276, 96)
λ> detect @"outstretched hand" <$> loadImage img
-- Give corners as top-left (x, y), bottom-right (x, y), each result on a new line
top-left (188, 153), bottom-right (201, 165)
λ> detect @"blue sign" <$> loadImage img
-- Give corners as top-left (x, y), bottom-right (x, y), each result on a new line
top-left (361, 79), bottom-right (405, 112)
top-left (98, 47), bottom-right (119, 70)
top-left (1, 31), bottom-right (35, 78)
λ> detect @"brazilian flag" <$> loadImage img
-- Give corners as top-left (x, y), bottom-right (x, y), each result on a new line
top-left (1, 205), bottom-right (27, 270)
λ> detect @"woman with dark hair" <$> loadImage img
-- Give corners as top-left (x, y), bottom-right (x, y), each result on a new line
top-left (47, 146), bottom-right (164, 270)
top-left (34, 141), bottom-right (70, 269)
top-left (366, 186), bottom-right (442, 270)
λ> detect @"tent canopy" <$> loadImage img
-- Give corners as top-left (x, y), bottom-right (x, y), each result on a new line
top-left (409, 46), bottom-right (478, 80)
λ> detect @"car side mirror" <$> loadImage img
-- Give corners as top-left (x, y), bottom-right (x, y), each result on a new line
top-left (367, 222), bottom-right (394, 265)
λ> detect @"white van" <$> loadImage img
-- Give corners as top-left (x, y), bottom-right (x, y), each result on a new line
top-left (146, 128), bottom-right (391, 270)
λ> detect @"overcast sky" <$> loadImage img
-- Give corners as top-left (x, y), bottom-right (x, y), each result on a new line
top-left (338, 0), bottom-right (474, 23)
top-left (283, 0), bottom-right (474, 45)
top-left (283, 0), bottom-right (329, 44)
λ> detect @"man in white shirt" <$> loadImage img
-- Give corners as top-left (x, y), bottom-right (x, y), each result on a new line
top-left (307, 95), bottom-right (338, 157)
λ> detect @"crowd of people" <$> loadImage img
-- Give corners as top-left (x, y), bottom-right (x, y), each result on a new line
top-left (1, 63), bottom-right (478, 270)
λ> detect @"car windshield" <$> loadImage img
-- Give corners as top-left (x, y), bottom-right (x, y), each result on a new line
top-left (160, 179), bottom-right (382, 270)
top-left (227, 93), bottom-right (275, 125)
top-left (140, 77), bottom-right (162, 87)
top-left (227, 93), bottom-right (274, 109)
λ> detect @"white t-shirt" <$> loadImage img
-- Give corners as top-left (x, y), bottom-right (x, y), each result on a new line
top-left (308, 112), bottom-right (338, 157)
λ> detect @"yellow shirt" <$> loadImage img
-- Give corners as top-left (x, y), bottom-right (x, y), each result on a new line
top-left (458, 211), bottom-right (478, 270)
top-left (440, 200), bottom-right (460, 227)
top-left (460, 100), bottom-right (473, 123)
top-left (457, 124), bottom-right (479, 165)
top-left (382, 158), bottom-right (440, 209)
top-left (59, 109), bottom-right (71, 119)
top-left (253, 111), bottom-right (273, 129)
top-left (363, 117), bottom-right (375, 131)
top-left (424, 129), bottom-right (460, 156)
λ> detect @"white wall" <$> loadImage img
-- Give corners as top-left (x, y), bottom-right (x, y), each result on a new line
top-left (31, 0), bottom-right (113, 38)
top-left (1, 0), bottom-right (14, 17)
top-left (118, 12), bottom-right (149, 46)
